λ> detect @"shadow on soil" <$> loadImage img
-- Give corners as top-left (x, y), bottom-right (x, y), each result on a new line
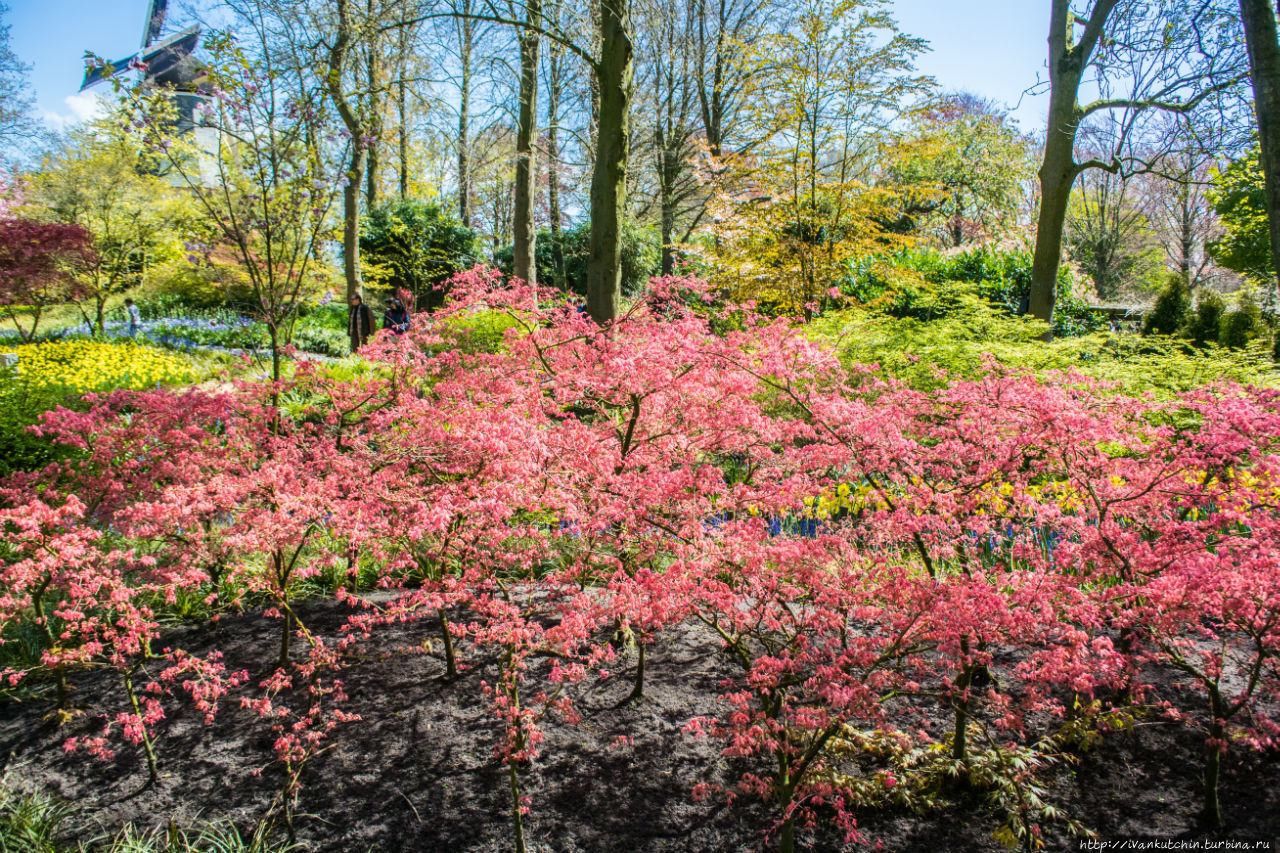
top-left (1, 597), bottom-right (1277, 852)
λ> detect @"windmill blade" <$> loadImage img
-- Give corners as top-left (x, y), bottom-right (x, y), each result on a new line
top-left (79, 25), bottom-right (201, 92)
top-left (80, 53), bottom-right (139, 90)
top-left (141, 0), bottom-right (169, 49)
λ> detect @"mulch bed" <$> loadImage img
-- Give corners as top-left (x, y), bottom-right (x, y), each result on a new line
top-left (2, 597), bottom-right (1277, 852)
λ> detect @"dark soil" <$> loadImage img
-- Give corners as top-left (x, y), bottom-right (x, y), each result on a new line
top-left (1, 597), bottom-right (1277, 853)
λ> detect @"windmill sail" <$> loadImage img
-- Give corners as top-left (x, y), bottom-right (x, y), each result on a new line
top-left (141, 0), bottom-right (168, 49)
top-left (80, 55), bottom-right (137, 90)
top-left (80, 0), bottom-right (203, 93)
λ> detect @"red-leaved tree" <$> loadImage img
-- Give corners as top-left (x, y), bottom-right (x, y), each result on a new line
top-left (0, 217), bottom-right (94, 341)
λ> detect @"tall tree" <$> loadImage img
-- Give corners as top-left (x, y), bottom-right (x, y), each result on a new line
top-left (1066, 165), bottom-right (1161, 302)
top-left (364, 0), bottom-right (388, 207)
top-left (392, 14), bottom-right (418, 200)
top-left (511, 0), bottom-right (541, 284)
top-left (127, 36), bottom-right (345, 385)
top-left (0, 2), bottom-right (36, 153)
top-left (325, 0), bottom-right (396, 300)
top-left (690, 0), bottom-right (765, 160)
top-left (544, 3), bottom-right (568, 289)
top-left (1141, 148), bottom-right (1221, 292)
top-left (710, 0), bottom-right (928, 316)
top-left (887, 93), bottom-right (1035, 247)
top-left (1237, 0), bottom-right (1280, 298)
top-left (636, 0), bottom-right (704, 275)
top-left (416, 0), bottom-right (634, 320)
top-left (455, 0), bottom-right (478, 226)
top-left (471, 123), bottom-right (517, 255)
top-left (384, 10), bottom-right (439, 202)
top-left (1027, 0), bottom-right (1250, 330)
top-left (585, 0), bottom-right (634, 322)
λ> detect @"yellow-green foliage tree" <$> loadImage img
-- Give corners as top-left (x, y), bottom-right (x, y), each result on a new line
top-left (703, 0), bottom-right (930, 316)
top-left (116, 32), bottom-right (345, 383)
top-left (885, 93), bottom-right (1035, 247)
top-left (1211, 146), bottom-right (1275, 286)
top-left (29, 111), bottom-right (193, 335)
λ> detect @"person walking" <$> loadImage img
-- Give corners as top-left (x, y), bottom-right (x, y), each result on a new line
top-left (124, 298), bottom-right (141, 337)
top-left (348, 293), bottom-right (374, 353)
top-left (382, 297), bottom-right (410, 335)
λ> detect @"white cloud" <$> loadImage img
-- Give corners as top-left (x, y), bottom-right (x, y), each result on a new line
top-left (41, 91), bottom-right (108, 132)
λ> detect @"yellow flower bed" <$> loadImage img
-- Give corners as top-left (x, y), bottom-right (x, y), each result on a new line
top-left (802, 478), bottom-right (1090, 520)
top-left (9, 339), bottom-right (202, 394)
top-left (809, 482), bottom-right (886, 518)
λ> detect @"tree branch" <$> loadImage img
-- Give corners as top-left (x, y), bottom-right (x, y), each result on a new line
top-left (1080, 71), bottom-right (1251, 119)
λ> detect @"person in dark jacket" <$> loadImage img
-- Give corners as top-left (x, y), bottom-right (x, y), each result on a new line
top-left (348, 294), bottom-right (374, 353)
top-left (382, 297), bottom-right (410, 335)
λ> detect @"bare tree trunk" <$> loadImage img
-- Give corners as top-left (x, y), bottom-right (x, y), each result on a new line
top-left (586, 0), bottom-right (634, 323)
top-left (512, 0), bottom-right (542, 285)
top-left (660, 186), bottom-right (677, 275)
top-left (1028, 0), bottom-right (1106, 329)
top-left (1239, 0), bottom-right (1280, 296)
top-left (1029, 144), bottom-right (1076, 326)
top-left (343, 148), bottom-right (368, 300)
top-left (1028, 0), bottom-right (1245, 326)
top-left (950, 194), bottom-right (964, 248)
top-left (366, 141), bottom-right (380, 207)
top-left (327, 0), bottom-right (369, 299)
top-left (457, 8), bottom-right (474, 226)
top-left (1180, 184), bottom-right (1194, 290)
top-left (365, 0), bottom-right (382, 208)
top-left (398, 21), bottom-right (410, 201)
top-left (694, 0), bottom-right (726, 159)
top-left (656, 102), bottom-right (675, 275)
top-left (547, 34), bottom-right (566, 289)
top-left (1202, 688), bottom-right (1226, 829)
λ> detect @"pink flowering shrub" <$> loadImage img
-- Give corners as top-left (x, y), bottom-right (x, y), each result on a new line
top-left (3, 268), bottom-right (1279, 849)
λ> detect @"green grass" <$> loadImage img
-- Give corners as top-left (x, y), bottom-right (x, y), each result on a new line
top-left (0, 304), bottom-right (91, 340)
top-left (0, 780), bottom-right (294, 853)
top-left (0, 784), bottom-right (68, 853)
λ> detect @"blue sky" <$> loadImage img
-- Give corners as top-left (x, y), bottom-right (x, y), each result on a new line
top-left (892, 1), bottom-right (1050, 127)
top-left (6, 0), bottom-right (1053, 135)
top-left (9, 0), bottom-right (144, 130)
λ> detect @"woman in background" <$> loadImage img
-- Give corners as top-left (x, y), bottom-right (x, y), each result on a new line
top-left (382, 297), bottom-right (410, 335)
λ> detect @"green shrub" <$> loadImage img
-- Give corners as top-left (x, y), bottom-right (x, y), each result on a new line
top-left (0, 780), bottom-right (295, 853)
top-left (498, 222), bottom-right (662, 297)
top-left (294, 303), bottom-right (347, 332)
top-left (839, 246), bottom-right (1103, 337)
top-left (1185, 292), bottom-right (1226, 348)
top-left (0, 362), bottom-right (86, 478)
top-left (434, 309), bottom-right (523, 355)
top-left (809, 299), bottom-right (1277, 396)
top-left (95, 819), bottom-right (293, 853)
top-left (1219, 293), bottom-right (1261, 350)
top-left (360, 200), bottom-right (480, 307)
top-left (1142, 274), bottom-right (1189, 336)
top-left (1209, 146), bottom-right (1275, 283)
top-left (139, 260), bottom-right (251, 313)
top-left (288, 324), bottom-right (348, 358)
